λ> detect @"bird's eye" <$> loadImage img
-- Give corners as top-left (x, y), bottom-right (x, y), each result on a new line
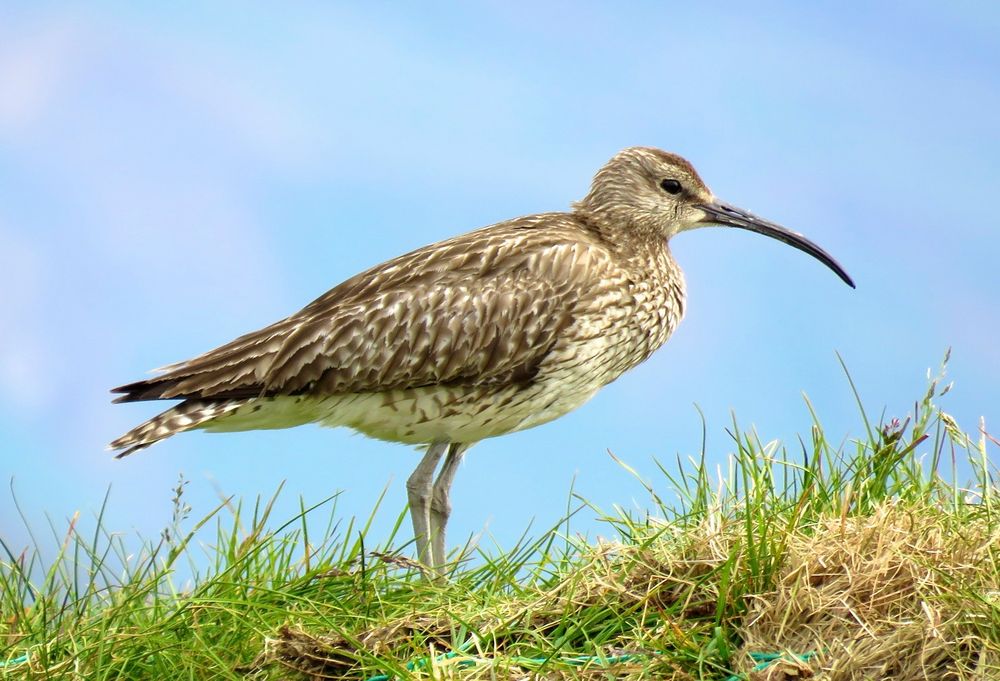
top-left (660, 179), bottom-right (682, 195)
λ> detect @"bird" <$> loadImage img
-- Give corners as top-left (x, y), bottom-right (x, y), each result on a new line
top-left (109, 147), bottom-right (854, 573)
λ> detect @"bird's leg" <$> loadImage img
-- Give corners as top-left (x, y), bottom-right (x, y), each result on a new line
top-left (429, 442), bottom-right (470, 571)
top-left (407, 441), bottom-right (448, 571)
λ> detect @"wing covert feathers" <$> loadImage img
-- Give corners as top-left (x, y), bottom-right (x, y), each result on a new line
top-left (111, 215), bottom-right (614, 405)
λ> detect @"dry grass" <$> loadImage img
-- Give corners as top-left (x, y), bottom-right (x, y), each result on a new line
top-left (260, 500), bottom-right (998, 681)
top-left (744, 503), bottom-right (998, 679)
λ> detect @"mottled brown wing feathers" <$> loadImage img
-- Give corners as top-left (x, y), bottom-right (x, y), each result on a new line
top-left (111, 216), bottom-right (609, 403)
top-left (264, 274), bottom-right (576, 396)
top-left (111, 319), bottom-right (296, 401)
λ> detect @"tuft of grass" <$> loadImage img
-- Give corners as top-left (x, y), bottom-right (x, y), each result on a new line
top-left (2, 355), bottom-right (998, 680)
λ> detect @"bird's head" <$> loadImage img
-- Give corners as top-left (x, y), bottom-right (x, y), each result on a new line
top-left (575, 147), bottom-right (855, 288)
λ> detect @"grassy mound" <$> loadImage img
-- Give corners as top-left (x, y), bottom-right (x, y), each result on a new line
top-left (2, 358), bottom-right (998, 680)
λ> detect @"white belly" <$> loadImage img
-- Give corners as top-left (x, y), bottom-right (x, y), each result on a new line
top-left (201, 377), bottom-right (602, 445)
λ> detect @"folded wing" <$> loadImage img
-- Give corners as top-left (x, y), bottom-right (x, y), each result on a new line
top-left (112, 220), bottom-right (610, 404)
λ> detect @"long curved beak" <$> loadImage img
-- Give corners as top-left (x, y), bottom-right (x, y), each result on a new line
top-left (697, 200), bottom-right (855, 288)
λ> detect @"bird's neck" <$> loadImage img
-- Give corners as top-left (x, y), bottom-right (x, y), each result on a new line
top-left (574, 209), bottom-right (673, 266)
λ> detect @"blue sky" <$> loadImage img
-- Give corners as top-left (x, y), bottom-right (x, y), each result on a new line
top-left (1, 2), bottom-right (998, 561)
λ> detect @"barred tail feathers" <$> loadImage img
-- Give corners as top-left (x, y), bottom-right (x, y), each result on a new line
top-left (109, 399), bottom-right (247, 458)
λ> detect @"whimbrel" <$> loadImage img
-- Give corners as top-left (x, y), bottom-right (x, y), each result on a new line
top-left (110, 147), bottom-right (854, 571)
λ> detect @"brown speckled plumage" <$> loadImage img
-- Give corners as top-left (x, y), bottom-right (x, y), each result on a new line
top-left (110, 147), bottom-right (853, 570)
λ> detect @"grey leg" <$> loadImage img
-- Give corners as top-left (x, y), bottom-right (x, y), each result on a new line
top-left (429, 442), bottom-right (471, 570)
top-left (406, 442), bottom-right (447, 570)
